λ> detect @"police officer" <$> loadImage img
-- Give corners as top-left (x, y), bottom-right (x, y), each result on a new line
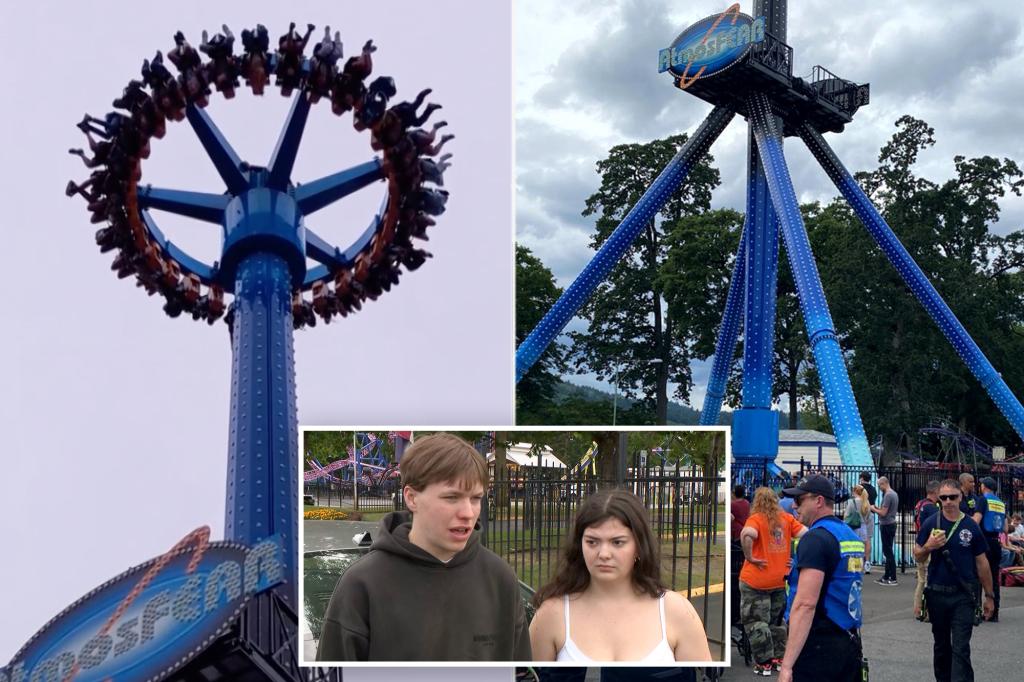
top-left (779, 475), bottom-right (865, 682)
top-left (978, 477), bottom-right (1006, 622)
top-left (914, 479), bottom-right (995, 681)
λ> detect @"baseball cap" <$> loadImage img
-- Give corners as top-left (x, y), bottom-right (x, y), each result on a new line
top-left (782, 474), bottom-right (835, 501)
top-left (980, 476), bottom-right (997, 491)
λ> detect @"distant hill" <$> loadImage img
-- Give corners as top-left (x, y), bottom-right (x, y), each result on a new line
top-left (551, 380), bottom-right (827, 431)
top-left (553, 380), bottom-right (730, 425)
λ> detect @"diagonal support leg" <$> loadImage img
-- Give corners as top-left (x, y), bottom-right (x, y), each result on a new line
top-left (699, 226), bottom-right (747, 425)
top-left (800, 122), bottom-right (1024, 442)
top-left (515, 105), bottom-right (735, 383)
top-left (748, 93), bottom-right (873, 468)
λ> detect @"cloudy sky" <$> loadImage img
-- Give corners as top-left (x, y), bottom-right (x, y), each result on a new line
top-left (0, 0), bottom-right (512, 662)
top-left (516, 0), bottom-right (1024, 407)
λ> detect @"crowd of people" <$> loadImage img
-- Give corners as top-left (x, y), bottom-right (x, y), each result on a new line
top-left (731, 468), bottom-right (1017, 681)
top-left (66, 23), bottom-right (452, 329)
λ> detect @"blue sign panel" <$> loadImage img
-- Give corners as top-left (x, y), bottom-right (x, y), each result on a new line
top-left (659, 9), bottom-right (766, 84)
top-left (2, 536), bottom-right (284, 682)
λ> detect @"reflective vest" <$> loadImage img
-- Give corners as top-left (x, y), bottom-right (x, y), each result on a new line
top-left (785, 516), bottom-right (864, 630)
top-left (982, 492), bottom-right (1006, 535)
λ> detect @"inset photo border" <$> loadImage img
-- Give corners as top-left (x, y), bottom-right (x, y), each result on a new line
top-left (298, 426), bottom-right (730, 668)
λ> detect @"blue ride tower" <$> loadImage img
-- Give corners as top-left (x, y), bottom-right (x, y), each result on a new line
top-left (515, 0), bottom-right (1024, 476)
top-left (65, 23), bottom-right (452, 681)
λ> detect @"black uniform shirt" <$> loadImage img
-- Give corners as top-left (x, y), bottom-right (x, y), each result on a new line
top-left (916, 513), bottom-right (987, 588)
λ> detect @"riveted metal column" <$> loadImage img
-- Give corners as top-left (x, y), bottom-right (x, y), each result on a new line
top-left (699, 228), bottom-right (746, 426)
top-left (732, 130), bottom-right (782, 466)
top-left (226, 250), bottom-right (298, 607)
top-left (748, 92), bottom-right (873, 468)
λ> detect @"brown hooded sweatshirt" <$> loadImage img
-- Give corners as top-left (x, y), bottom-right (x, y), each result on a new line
top-left (315, 510), bottom-right (531, 661)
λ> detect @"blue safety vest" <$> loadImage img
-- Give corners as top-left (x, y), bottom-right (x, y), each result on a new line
top-left (982, 492), bottom-right (1006, 535)
top-left (785, 516), bottom-right (864, 630)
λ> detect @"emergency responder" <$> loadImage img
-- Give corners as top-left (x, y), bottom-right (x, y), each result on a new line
top-left (978, 477), bottom-right (1006, 622)
top-left (779, 475), bottom-right (865, 682)
top-left (914, 479), bottom-right (995, 681)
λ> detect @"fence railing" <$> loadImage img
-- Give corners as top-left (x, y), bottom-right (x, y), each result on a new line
top-left (486, 451), bottom-right (725, 651)
top-left (303, 477), bottom-right (401, 513)
top-left (749, 31), bottom-right (793, 78)
top-left (731, 458), bottom-right (1022, 570)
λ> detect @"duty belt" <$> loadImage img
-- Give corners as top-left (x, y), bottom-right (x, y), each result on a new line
top-left (926, 583), bottom-right (976, 594)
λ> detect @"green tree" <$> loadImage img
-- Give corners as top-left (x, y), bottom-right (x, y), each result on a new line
top-left (811, 116), bottom-right (1024, 453)
top-left (516, 245), bottom-right (568, 423)
top-left (570, 135), bottom-right (721, 424)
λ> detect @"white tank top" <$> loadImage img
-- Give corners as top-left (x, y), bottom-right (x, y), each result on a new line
top-left (555, 593), bottom-right (675, 663)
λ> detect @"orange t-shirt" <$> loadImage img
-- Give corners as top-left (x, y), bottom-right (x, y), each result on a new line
top-left (739, 511), bottom-right (805, 590)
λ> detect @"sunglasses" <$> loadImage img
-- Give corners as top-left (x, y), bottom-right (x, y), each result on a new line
top-left (938, 494), bottom-right (961, 501)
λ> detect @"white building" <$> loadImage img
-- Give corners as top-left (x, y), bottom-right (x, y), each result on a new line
top-left (775, 430), bottom-right (842, 473)
top-left (486, 443), bottom-right (567, 469)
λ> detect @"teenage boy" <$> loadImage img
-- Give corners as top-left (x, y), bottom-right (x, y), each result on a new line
top-left (316, 433), bottom-right (531, 661)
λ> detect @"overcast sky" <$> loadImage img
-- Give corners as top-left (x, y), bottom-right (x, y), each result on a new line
top-left (516, 0), bottom-right (1024, 407)
top-left (0, 0), bottom-right (512, 662)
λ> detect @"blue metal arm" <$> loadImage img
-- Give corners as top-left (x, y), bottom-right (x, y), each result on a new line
top-left (799, 122), bottom-right (1024, 442)
top-left (301, 195), bottom-right (388, 286)
top-left (748, 93), bottom-right (873, 468)
top-left (137, 186), bottom-right (230, 223)
top-left (515, 105), bottom-right (736, 383)
top-left (699, 227), bottom-right (747, 425)
top-left (294, 160), bottom-right (385, 215)
top-left (304, 229), bottom-right (349, 269)
top-left (185, 105), bottom-right (249, 194)
top-left (141, 210), bottom-right (218, 283)
top-left (267, 94), bottom-right (312, 190)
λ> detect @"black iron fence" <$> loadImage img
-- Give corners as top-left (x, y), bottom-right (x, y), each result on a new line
top-left (303, 476), bottom-right (401, 513)
top-left (731, 458), bottom-right (1022, 571)
top-left (485, 451), bottom-right (725, 651)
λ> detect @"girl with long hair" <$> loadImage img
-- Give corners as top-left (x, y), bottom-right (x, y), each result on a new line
top-left (738, 486), bottom-right (807, 675)
top-left (529, 489), bottom-right (712, 663)
top-left (846, 484), bottom-right (870, 547)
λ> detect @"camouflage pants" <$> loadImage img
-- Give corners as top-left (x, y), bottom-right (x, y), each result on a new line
top-left (739, 582), bottom-right (788, 664)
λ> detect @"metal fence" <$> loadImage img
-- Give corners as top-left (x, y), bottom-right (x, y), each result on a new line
top-left (485, 450), bottom-right (725, 650)
top-left (732, 458), bottom-right (1023, 571)
top-left (303, 476), bottom-right (401, 513)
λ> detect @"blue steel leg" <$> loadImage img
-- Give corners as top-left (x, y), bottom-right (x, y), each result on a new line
top-left (226, 251), bottom-right (298, 606)
top-left (741, 137), bottom-right (780, 409)
top-left (733, 132), bottom-right (782, 464)
top-left (699, 228), bottom-right (746, 425)
top-left (747, 93), bottom-right (873, 468)
top-left (515, 105), bottom-right (735, 383)
top-left (799, 123), bottom-right (1024, 443)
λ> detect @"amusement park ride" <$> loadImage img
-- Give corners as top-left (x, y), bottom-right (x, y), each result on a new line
top-left (516, 0), bottom-right (1024, 477)
top-left (304, 431), bottom-right (405, 495)
top-left (6, 22), bottom-right (452, 682)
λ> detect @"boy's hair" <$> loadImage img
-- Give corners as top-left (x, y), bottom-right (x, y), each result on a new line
top-left (400, 433), bottom-right (488, 492)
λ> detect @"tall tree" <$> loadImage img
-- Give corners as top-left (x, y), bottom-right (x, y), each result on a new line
top-left (516, 245), bottom-right (568, 423)
top-left (570, 135), bottom-right (721, 424)
top-left (811, 116), bottom-right (1024, 453)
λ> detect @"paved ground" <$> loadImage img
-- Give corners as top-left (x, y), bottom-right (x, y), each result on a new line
top-left (303, 519), bottom-right (380, 553)
top-left (720, 567), bottom-right (1024, 680)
